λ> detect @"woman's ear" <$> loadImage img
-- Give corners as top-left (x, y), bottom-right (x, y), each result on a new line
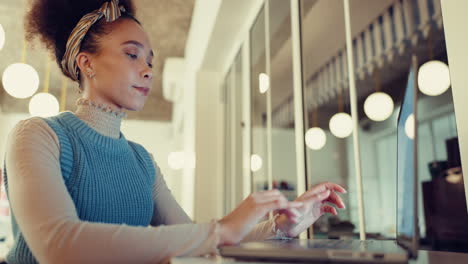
top-left (76, 52), bottom-right (95, 78)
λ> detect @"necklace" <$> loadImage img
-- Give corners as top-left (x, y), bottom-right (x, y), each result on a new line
top-left (76, 98), bottom-right (127, 119)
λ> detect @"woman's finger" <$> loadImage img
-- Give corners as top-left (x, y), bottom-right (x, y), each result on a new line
top-left (324, 191), bottom-right (346, 209)
top-left (263, 199), bottom-right (303, 212)
top-left (251, 191), bottom-right (286, 203)
top-left (299, 182), bottom-right (346, 199)
top-left (299, 185), bottom-right (327, 199)
top-left (322, 182), bottom-right (347, 193)
top-left (301, 189), bottom-right (331, 205)
top-left (304, 182), bottom-right (347, 198)
top-left (321, 205), bottom-right (338, 215)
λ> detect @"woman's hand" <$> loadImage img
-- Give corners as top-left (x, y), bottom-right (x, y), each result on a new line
top-left (218, 189), bottom-right (303, 245)
top-left (275, 182), bottom-right (347, 238)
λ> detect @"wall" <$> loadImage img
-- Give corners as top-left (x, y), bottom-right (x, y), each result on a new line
top-left (178, 0), bottom-right (224, 219)
top-left (193, 70), bottom-right (224, 223)
top-left (441, 0), bottom-right (468, 209)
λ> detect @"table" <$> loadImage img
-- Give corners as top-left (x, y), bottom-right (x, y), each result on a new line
top-left (171, 250), bottom-right (468, 264)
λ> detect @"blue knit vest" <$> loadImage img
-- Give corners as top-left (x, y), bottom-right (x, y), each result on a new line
top-left (3, 112), bottom-right (156, 264)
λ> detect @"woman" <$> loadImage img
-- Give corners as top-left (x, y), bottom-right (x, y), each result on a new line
top-left (2, 0), bottom-right (346, 263)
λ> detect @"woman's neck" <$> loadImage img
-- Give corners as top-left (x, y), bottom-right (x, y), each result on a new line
top-left (73, 98), bottom-right (126, 139)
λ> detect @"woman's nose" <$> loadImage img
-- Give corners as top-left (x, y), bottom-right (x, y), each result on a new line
top-left (142, 66), bottom-right (153, 80)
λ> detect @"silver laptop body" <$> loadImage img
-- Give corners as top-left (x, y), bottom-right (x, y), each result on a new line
top-left (220, 58), bottom-right (420, 264)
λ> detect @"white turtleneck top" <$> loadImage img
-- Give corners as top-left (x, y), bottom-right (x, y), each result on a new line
top-left (3, 99), bottom-right (277, 264)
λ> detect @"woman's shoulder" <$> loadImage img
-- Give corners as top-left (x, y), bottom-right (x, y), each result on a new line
top-left (127, 140), bottom-right (151, 157)
top-left (126, 140), bottom-right (157, 173)
top-left (11, 116), bottom-right (54, 133)
top-left (8, 116), bottom-right (60, 147)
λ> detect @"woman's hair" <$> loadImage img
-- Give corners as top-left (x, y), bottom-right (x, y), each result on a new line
top-left (25, 0), bottom-right (140, 81)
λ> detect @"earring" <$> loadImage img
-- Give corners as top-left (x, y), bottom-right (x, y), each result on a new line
top-left (87, 70), bottom-right (95, 78)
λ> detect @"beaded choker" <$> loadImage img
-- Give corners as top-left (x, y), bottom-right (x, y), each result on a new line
top-left (76, 98), bottom-right (127, 119)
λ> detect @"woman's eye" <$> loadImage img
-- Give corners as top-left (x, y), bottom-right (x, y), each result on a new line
top-left (127, 53), bottom-right (137, 59)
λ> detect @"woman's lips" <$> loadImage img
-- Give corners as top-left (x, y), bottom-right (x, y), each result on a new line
top-left (133, 86), bottom-right (149, 96)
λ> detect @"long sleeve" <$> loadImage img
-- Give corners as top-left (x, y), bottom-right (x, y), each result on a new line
top-left (148, 156), bottom-right (279, 242)
top-left (5, 118), bottom-right (220, 264)
top-left (150, 158), bottom-right (192, 226)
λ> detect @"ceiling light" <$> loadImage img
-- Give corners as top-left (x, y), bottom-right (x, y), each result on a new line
top-left (405, 114), bottom-right (415, 140)
top-left (2, 63), bottom-right (40, 99)
top-left (0, 24), bottom-right (5, 51)
top-left (251, 154), bottom-right (263, 172)
top-left (418, 60), bottom-right (450, 96)
top-left (259, 73), bottom-right (269, 94)
top-left (29, 93), bottom-right (59, 117)
top-left (305, 127), bottom-right (327, 150)
top-left (364, 92), bottom-right (394, 121)
top-left (329, 112), bottom-right (353, 138)
top-left (168, 151), bottom-right (185, 170)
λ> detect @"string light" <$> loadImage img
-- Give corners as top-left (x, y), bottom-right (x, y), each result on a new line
top-left (305, 127), bottom-right (326, 150)
top-left (250, 154), bottom-right (263, 172)
top-left (168, 152), bottom-right (185, 170)
top-left (405, 114), bottom-right (415, 140)
top-left (329, 112), bottom-right (353, 138)
top-left (168, 151), bottom-right (196, 170)
top-left (330, 91), bottom-right (352, 138)
top-left (2, 63), bottom-right (39, 98)
top-left (0, 24), bottom-right (5, 51)
top-left (29, 93), bottom-right (59, 117)
top-left (364, 92), bottom-right (394, 121)
top-left (2, 38), bottom-right (40, 98)
top-left (259, 73), bottom-right (269, 94)
top-left (418, 60), bottom-right (450, 96)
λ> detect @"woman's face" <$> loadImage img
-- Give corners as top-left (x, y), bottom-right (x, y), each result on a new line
top-left (79, 18), bottom-right (154, 112)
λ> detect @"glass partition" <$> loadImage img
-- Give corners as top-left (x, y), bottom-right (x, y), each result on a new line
top-left (250, 7), bottom-right (268, 193)
top-left (223, 50), bottom-right (244, 214)
top-left (242, 0), bottom-right (462, 244)
top-left (223, 68), bottom-right (233, 215)
top-left (300, 0), bottom-right (354, 239)
top-left (269, 0), bottom-right (297, 201)
top-left (346, 0), bottom-right (460, 240)
top-left (233, 50), bottom-right (244, 207)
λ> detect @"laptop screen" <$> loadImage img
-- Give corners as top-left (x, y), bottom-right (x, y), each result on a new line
top-left (396, 62), bottom-right (419, 257)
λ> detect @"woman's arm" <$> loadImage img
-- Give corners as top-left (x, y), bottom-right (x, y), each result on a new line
top-left (149, 158), bottom-right (287, 242)
top-left (150, 157), bottom-right (192, 226)
top-left (5, 118), bottom-right (220, 264)
top-left (149, 156), bottom-right (302, 243)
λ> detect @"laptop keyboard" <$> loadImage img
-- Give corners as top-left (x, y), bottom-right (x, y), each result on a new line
top-left (306, 239), bottom-right (361, 250)
top-left (265, 239), bottom-right (371, 251)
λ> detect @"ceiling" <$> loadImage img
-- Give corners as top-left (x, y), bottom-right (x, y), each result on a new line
top-left (251, 0), bottom-right (395, 117)
top-left (0, 0), bottom-right (195, 121)
top-left (247, 0), bottom-right (448, 128)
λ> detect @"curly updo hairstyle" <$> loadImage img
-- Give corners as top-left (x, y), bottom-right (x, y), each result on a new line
top-left (25, 0), bottom-right (140, 83)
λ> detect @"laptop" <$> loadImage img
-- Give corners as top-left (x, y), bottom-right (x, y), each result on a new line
top-left (219, 57), bottom-right (420, 263)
